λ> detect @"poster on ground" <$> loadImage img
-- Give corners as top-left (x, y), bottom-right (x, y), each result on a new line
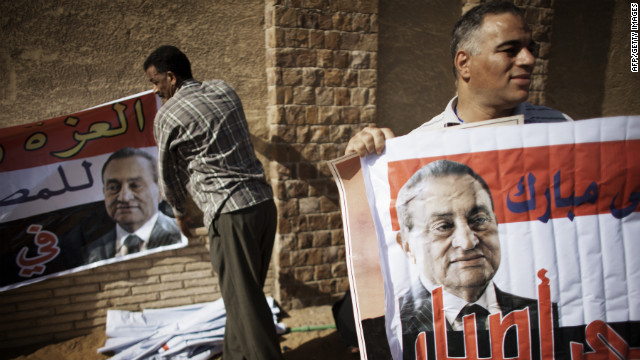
top-left (331, 116), bottom-right (640, 360)
top-left (0, 91), bottom-right (188, 292)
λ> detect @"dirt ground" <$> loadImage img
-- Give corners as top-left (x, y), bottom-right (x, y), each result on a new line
top-left (6, 305), bottom-right (361, 360)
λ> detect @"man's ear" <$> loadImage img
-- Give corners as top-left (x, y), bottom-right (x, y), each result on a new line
top-left (454, 50), bottom-right (472, 81)
top-left (396, 232), bottom-right (416, 264)
top-left (165, 71), bottom-right (175, 85)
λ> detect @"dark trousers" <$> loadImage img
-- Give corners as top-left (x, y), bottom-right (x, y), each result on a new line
top-left (209, 199), bottom-right (283, 360)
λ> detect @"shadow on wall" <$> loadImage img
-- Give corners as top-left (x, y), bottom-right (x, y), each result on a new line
top-left (278, 271), bottom-right (341, 308)
top-left (377, 0), bottom-right (459, 136)
top-left (253, 132), bottom-right (342, 207)
top-left (546, 0), bottom-right (614, 120)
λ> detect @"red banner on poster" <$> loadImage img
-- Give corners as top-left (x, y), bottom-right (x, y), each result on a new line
top-left (387, 140), bottom-right (640, 229)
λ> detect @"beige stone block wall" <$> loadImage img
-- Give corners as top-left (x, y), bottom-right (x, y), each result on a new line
top-left (265, 0), bottom-right (378, 309)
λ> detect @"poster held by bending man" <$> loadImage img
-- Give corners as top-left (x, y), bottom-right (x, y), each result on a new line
top-left (84, 147), bottom-right (185, 264)
top-left (0, 90), bottom-right (192, 292)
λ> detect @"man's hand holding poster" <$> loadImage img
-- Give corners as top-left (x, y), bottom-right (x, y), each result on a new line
top-left (0, 91), bottom-right (188, 292)
top-left (331, 116), bottom-right (640, 360)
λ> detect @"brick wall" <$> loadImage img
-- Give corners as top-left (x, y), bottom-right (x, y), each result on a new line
top-left (265, 0), bottom-right (378, 308)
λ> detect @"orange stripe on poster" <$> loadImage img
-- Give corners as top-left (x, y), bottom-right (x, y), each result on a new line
top-left (388, 140), bottom-right (640, 229)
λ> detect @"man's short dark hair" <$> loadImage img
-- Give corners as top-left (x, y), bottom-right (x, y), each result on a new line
top-left (101, 147), bottom-right (158, 184)
top-left (450, 1), bottom-right (526, 77)
top-left (397, 160), bottom-right (494, 231)
top-left (143, 45), bottom-right (193, 80)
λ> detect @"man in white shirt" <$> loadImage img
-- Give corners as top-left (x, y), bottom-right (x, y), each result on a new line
top-left (349, 2), bottom-right (569, 358)
top-left (345, 1), bottom-right (570, 158)
top-left (85, 147), bottom-right (183, 263)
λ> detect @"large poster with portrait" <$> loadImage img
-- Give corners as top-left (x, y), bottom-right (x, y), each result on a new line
top-left (331, 116), bottom-right (640, 360)
top-left (0, 91), bottom-right (188, 292)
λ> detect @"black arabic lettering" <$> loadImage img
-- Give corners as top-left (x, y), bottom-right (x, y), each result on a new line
top-left (60, 161), bottom-right (94, 192)
top-left (506, 172), bottom-right (537, 213)
top-left (553, 170), bottom-right (598, 221)
top-left (31, 186), bottom-right (65, 200)
top-left (0, 161), bottom-right (94, 207)
top-left (51, 103), bottom-right (128, 159)
top-left (610, 192), bottom-right (640, 219)
top-left (576, 182), bottom-right (598, 205)
top-left (553, 170), bottom-right (573, 208)
top-left (538, 187), bottom-right (551, 223)
top-left (0, 189), bottom-right (30, 205)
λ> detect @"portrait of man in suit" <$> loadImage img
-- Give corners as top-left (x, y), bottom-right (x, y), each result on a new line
top-left (396, 159), bottom-right (553, 359)
top-left (84, 147), bottom-right (184, 264)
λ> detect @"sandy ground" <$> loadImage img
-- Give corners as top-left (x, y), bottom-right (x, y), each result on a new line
top-left (6, 305), bottom-right (361, 360)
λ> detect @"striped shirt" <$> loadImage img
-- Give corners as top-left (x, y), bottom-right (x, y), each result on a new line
top-left (414, 96), bottom-right (572, 132)
top-left (153, 79), bottom-right (272, 229)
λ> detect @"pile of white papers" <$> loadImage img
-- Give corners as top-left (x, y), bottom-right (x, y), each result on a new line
top-left (98, 297), bottom-right (286, 360)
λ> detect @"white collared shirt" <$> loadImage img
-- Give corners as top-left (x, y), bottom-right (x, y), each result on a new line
top-left (420, 276), bottom-right (500, 331)
top-left (115, 212), bottom-right (159, 256)
top-left (413, 96), bottom-right (572, 133)
top-left (442, 282), bottom-right (500, 331)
